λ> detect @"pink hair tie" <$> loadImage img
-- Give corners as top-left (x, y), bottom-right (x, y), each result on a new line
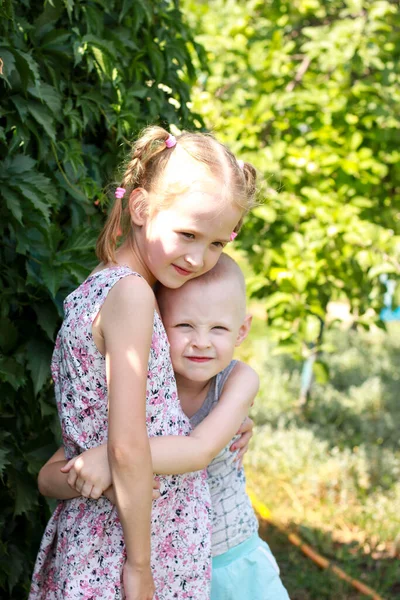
top-left (165, 134), bottom-right (177, 148)
top-left (115, 187), bottom-right (126, 199)
top-left (237, 159), bottom-right (244, 169)
top-left (230, 232), bottom-right (238, 242)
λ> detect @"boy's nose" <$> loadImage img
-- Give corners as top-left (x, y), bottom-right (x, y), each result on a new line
top-left (192, 334), bottom-right (211, 349)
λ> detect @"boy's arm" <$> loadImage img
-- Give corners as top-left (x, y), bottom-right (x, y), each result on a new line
top-left (150, 361), bottom-right (259, 473)
top-left (42, 362), bottom-right (258, 498)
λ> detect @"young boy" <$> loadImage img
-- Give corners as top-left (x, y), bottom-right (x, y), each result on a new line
top-left (39, 254), bottom-right (290, 599)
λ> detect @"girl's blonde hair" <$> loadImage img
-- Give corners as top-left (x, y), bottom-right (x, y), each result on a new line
top-left (96, 126), bottom-right (257, 264)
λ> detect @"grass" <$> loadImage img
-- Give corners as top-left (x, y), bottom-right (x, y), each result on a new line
top-left (237, 318), bottom-right (400, 599)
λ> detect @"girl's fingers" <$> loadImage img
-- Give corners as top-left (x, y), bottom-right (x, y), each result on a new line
top-left (152, 489), bottom-right (161, 500)
top-left (60, 457), bottom-right (77, 473)
top-left (67, 469), bottom-right (78, 490)
top-left (75, 476), bottom-right (85, 494)
top-left (80, 481), bottom-right (93, 498)
top-left (90, 486), bottom-right (103, 500)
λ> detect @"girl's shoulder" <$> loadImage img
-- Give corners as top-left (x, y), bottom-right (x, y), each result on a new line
top-left (93, 266), bottom-right (155, 313)
top-left (64, 265), bottom-right (154, 319)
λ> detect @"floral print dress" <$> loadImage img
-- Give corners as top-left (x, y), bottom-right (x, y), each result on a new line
top-left (29, 266), bottom-right (212, 600)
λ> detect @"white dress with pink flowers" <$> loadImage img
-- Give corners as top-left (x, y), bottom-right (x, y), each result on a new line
top-left (29, 266), bottom-right (212, 600)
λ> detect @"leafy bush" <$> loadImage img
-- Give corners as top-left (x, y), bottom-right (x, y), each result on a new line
top-left (242, 323), bottom-right (400, 547)
top-left (0, 1), bottom-right (202, 596)
top-left (186, 0), bottom-right (400, 356)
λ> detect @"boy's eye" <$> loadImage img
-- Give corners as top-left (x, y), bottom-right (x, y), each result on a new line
top-left (176, 323), bottom-right (192, 328)
top-left (181, 232), bottom-right (195, 239)
top-left (213, 326), bottom-right (228, 331)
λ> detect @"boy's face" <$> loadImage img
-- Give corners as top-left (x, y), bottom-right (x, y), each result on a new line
top-left (160, 278), bottom-right (250, 383)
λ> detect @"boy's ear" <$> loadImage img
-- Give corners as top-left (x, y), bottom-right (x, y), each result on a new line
top-left (128, 188), bottom-right (148, 226)
top-left (235, 314), bottom-right (252, 347)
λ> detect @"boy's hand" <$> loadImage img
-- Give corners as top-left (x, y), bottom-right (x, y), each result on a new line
top-left (230, 416), bottom-right (254, 468)
top-left (61, 445), bottom-right (111, 499)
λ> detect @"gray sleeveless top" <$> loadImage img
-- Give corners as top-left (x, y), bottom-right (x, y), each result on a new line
top-left (190, 360), bottom-right (259, 556)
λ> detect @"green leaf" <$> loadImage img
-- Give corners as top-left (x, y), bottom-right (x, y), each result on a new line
top-left (28, 83), bottom-right (62, 115)
top-left (3, 186), bottom-right (23, 224)
top-left (16, 183), bottom-right (51, 223)
top-left (34, 303), bottom-right (59, 341)
top-left (27, 101), bottom-right (56, 140)
top-left (313, 360), bottom-right (330, 384)
top-left (6, 154), bottom-right (36, 174)
top-left (120, 0), bottom-right (135, 22)
top-left (13, 473), bottom-right (37, 516)
top-left (136, 0), bottom-right (153, 24)
top-left (82, 34), bottom-right (117, 60)
top-left (0, 317), bottom-right (18, 353)
top-left (40, 263), bottom-right (64, 298)
top-left (264, 292), bottom-right (294, 310)
top-left (0, 448), bottom-right (10, 477)
top-left (0, 357), bottom-right (26, 391)
top-left (149, 44), bottom-right (165, 80)
top-left (26, 339), bottom-right (53, 396)
top-left (61, 228), bottom-right (98, 254)
top-left (14, 49), bottom-right (40, 89)
top-left (64, 262), bottom-right (91, 283)
top-left (0, 48), bottom-right (16, 86)
top-left (368, 263), bottom-right (398, 279)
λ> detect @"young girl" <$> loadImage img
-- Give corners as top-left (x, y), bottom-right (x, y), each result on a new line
top-left (39, 255), bottom-right (290, 600)
top-left (29, 127), bottom-right (257, 600)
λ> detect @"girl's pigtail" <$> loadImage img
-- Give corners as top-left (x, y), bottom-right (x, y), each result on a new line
top-left (96, 195), bottom-right (124, 264)
top-left (232, 161), bottom-right (258, 234)
top-left (123, 126), bottom-right (174, 190)
top-left (96, 126), bottom-right (175, 264)
top-left (241, 162), bottom-right (257, 205)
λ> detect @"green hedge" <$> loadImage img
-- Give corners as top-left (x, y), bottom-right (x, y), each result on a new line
top-left (0, 1), bottom-right (203, 596)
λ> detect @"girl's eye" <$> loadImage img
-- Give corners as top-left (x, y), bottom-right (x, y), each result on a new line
top-left (181, 232), bottom-right (195, 239)
top-left (212, 241), bottom-right (225, 248)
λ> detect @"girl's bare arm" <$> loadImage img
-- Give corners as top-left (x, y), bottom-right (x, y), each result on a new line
top-left (100, 276), bottom-right (154, 570)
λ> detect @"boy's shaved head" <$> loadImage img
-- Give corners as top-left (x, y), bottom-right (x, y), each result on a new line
top-left (157, 253), bottom-right (246, 319)
top-left (192, 253), bottom-right (245, 292)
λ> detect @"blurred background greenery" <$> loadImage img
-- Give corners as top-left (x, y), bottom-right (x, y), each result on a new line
top-left (238, 297), bottom-right (400, 598)
top-left (1, 0), bottom-right (399, 598)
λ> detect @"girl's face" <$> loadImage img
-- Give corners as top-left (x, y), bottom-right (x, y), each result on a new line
top-left (134, 178), bottom-right (242, 288)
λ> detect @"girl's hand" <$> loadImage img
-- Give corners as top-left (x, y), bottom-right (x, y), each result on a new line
top-left (123, 561), bottom-right (155, 600)
top-left (230, 416), bottom-right (254, 468)
top-left (61, 447), bottom-right (161, 502)
top-left (61, 445), bottom-right (112, 499)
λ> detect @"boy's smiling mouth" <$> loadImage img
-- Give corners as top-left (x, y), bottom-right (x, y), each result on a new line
top-left (185, 356), bottom-right (213, 362)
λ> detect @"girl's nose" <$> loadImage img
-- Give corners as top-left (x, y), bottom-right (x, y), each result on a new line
top-left (184, 249), bottom-right (205, 269)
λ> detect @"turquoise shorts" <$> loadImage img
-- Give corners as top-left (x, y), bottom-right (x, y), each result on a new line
top-left (211, 534), bottom-right (290, 600)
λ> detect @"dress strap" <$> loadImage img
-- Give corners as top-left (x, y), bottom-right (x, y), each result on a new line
top-left (63, 265), bottom-right (144, 324)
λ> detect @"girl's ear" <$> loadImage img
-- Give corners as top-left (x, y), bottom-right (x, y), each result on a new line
top-left (128, 188), bottom-right (148, 226)
top-left (235, 314), bottom-right (252, 347)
